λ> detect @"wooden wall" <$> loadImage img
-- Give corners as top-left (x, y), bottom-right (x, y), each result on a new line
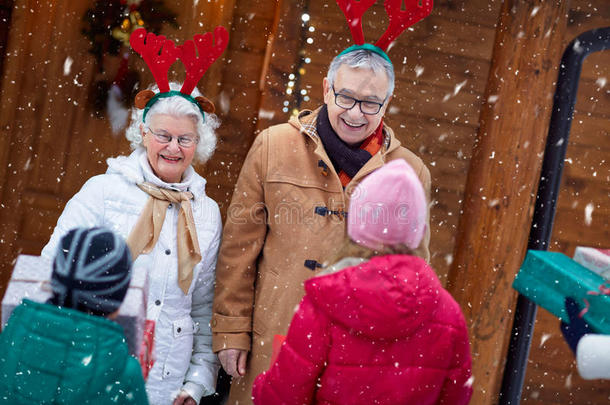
top-left (0, 0), bottom-right (608, 403)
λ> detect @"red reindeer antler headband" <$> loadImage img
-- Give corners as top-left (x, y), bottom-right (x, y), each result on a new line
top-left (336, 0), bottom-right (433, 63)
top-left (129, 26), bottom-right (229, 122)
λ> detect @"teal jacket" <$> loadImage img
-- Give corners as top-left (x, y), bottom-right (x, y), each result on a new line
top-left (0, 299), bottom-right (148, 404)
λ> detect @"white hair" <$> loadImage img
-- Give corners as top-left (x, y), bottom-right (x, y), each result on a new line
top-left (327, 49), bottom-right (395, 98)
top-left (124, 82), bottom-right (219, 163)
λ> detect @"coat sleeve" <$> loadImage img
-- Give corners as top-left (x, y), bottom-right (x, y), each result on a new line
top-left (183, 202), bottom-right (223, 401)
top-left (576, 334), bottom-right (610, 380)
top-left (439, 321), bottom-right (473, 405)
top-left (252, 294), bottom-right (329, 405)
top-left (40, 175), bottom-right (106, 260)
top-left (211, 132), bottom-right (269, 353)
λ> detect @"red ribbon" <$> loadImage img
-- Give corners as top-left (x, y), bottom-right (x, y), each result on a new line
top-left (578, 283), bottom-right (610, 318)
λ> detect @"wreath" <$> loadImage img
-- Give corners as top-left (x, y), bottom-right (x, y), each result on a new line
top-left (82, 0), bottom-right (178, 131)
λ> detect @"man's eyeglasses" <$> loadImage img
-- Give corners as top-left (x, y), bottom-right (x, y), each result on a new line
top-left (332, 86), bottom-right (386, 115)
top-left (146, 128), bottom-right (199, 148)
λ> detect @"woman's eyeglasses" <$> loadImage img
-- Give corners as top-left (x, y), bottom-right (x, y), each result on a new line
top-left (146, 128), bottom-right (199, 148)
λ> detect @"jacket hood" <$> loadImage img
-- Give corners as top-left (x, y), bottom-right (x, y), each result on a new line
top-left (305, 254), bottom-right (442, 339)
top-left (289, 107), bottom-right (403, 155)
top-left (106, 148), bottom-right (207, 197)
top-left (1, 300), bottom-right (131, 401)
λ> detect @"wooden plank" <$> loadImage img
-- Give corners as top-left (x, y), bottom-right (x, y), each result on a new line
top-left (574, 78), bottom-right (610, 116)
top-left (569, 113), bottom-right (610, 148)
top-left (217, 85), bottom-right (266, 122)
top-left (22, 190), bottom-right (65, 210)
top-left (227, 13), bottom-right (275, 53)
top-left (307, 0), bottom-right (502, 30)
top-left (223, 50), bottom-right (268, 85)
top-left (556, 175), bottom-right (610, 211)
top-left (18, 205), bottom-right (59, 250)
top-left (393, 49), bottom-right (491, 94)
top-left (427, 155), bottom-right (470, 191)
top-left (565, 4), bottom-right (610, 44)
top-left (432, 0), bottom-right (502, 28)
top-left (62, 118), bottom-right (130, 199)
top-left (307, 12), bottom-right (497, 62)
top-left (553, 207), bottom-right (609, 244)
top-left (575, 49), bottom-right (610, 81)
top-left (399, 119), bottom-right (477, 161)
top-left (232, 1), bottom-right (276, 20)
top-left (429, 194), bottom-right (463, 283)
top-left (562, 145), bottom-right (609, 182)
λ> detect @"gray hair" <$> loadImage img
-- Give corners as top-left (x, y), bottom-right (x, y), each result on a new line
top-left (327, 49), bottom-right (395, 98)
top-left (125, 82), bottom-right (219, 163)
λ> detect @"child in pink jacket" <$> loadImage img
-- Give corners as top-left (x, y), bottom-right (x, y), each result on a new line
top-left (252, 159), bottom-right (473, 405)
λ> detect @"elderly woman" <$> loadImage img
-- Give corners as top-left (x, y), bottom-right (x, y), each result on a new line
top-left (41, 81), bottom-right (221, 405)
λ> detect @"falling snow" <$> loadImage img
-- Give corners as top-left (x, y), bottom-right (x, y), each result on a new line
top-left (62, 56), bottom-right (73, 76)
top-left (0, 1), bottom-right (607, 403)
top-left (584, 203), bottom-right (594, 226)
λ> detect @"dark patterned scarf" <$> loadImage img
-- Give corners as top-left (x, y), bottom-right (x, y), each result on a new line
top-left (316, 104), bottom-right (383, 187)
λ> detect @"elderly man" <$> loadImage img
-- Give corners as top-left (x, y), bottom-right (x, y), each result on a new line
top-left (211, 42), bottom-right (431, 404)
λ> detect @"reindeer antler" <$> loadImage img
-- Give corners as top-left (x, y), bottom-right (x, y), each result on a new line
top-left (130, 28), bottom-right (181, 93)
top-left (375, 0), bottom-right (433, 51)
top-left (336, 0), bottom-right (377, 45)
top-left (179, 26), bottom-right (229, 95)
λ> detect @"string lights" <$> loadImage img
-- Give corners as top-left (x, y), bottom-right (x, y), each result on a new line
top-left (282, 12), bottom-right (314, 117)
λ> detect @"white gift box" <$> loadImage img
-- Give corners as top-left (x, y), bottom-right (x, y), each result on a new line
top-left (573, 247), bottom-right (610, 281)
top-left (1, 255), bottom-right (148, 356)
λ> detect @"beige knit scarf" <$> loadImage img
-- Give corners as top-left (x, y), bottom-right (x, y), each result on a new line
top-left (127, 182), bottom-right (201, 294)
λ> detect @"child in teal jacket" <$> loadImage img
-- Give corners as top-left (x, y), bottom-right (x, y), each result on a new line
top-left (0, 227), bottom-right (148, 404)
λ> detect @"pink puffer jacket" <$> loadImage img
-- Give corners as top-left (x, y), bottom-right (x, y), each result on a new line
top-left (252, 254), bottom-right (472, 405)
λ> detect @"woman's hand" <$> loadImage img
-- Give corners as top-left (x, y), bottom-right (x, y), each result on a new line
top-left (560, 297), bottom-right (593, 354)
top-left (173, 391), bottom-right (197, 405)
top-left (218, 348), bottom-right (248, 378)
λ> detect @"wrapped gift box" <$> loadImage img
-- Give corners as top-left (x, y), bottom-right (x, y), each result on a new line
top-left (2, 255), bottom-right (148, 356)
top-left (513, 250), bottom-right (610, 334)
top-left (573, 247), bottom-right (610, 280)
top-left (139, 319), bottom-right (156, 380)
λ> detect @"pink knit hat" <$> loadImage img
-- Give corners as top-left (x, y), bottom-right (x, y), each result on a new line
top-left (348, 159), bottom-right (427, 250)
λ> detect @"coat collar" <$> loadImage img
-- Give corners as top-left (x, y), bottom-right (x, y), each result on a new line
top-left (106, 148), bottom-right (207, 198)
top-left (289, 106), bottom-right (404, 187)
top-left (290, 106), bottom-right (402, 155)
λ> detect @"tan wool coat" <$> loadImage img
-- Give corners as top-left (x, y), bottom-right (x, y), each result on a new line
top-left (211, 108), bottom-right (431, 405)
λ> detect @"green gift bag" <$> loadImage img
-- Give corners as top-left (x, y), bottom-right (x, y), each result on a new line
top-left (513, 250), bottom-right (610, 334)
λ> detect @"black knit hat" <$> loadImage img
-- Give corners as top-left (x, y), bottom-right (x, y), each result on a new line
top-left (49, 227), bottom-right (132, 316)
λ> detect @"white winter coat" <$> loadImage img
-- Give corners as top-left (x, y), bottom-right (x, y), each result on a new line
top-left (41, 149), bottom-right (221, 404)
top-left (576, 334), bottom-right (610, 380)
